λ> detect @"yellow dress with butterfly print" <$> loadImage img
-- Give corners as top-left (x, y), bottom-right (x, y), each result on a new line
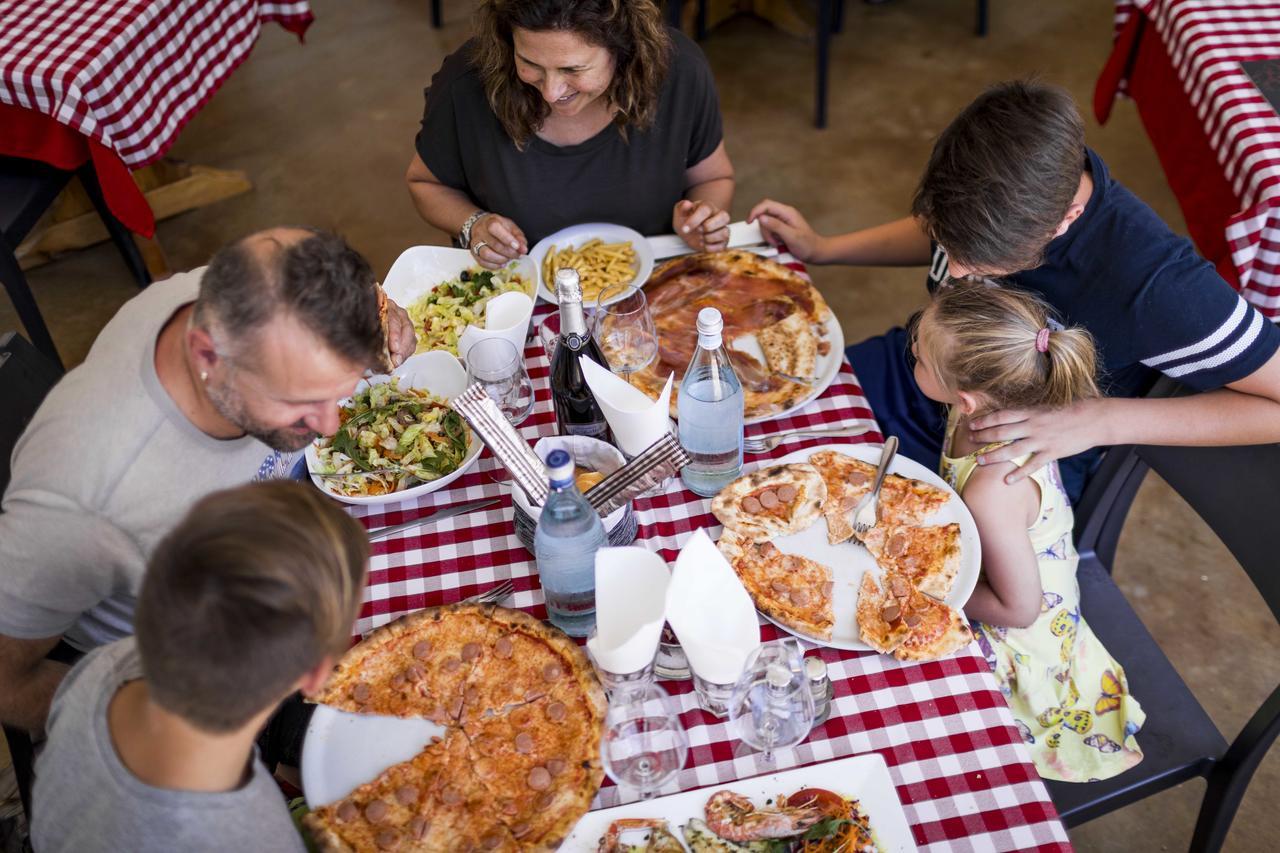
top-left (940, 410), bottom-right (1145, 782)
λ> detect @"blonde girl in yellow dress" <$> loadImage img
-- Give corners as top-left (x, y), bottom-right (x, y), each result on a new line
top-left (911, 281), bottom-right (1144, 782)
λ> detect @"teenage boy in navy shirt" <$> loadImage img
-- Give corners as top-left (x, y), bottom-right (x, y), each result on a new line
top-left (748, 80), bottom-right (1280, 502)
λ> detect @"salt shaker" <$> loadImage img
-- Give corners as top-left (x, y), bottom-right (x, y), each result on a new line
top-left (805, 655), bottom-right (833, 727)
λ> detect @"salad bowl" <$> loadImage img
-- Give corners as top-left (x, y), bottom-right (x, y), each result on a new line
top-left (304, 350), bottom-right (483, 507)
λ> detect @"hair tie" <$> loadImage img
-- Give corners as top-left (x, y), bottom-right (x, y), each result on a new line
top-left (1035, 327), bottom-right (1051, 353)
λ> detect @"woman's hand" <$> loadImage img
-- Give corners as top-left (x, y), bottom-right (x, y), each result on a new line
top-left (673, 199), bottom-right (730, 252)
top-left (469, 213), bottom-right (528, 269)
top-left (746, 199), bottom-right (827, 263)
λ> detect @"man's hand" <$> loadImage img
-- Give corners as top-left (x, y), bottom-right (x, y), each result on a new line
top-left (469, 214), bottom-right (528, 270)
top-left (384, 299), bottom-right (417, 367)
top-left (746, 199), bottom-right (827, 263)
top-left (673, 200), bottom-right (730, 252)
top-left (968, 397), bottom-right (1110, 484)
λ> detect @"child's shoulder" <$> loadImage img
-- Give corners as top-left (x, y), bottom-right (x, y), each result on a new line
top-left (959, 460), bottom-right (1041, 524)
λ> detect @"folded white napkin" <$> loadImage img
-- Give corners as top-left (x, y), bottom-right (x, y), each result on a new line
top-left (646, 221), bottom-right (767, 260)
top-left (457, 291), bottom-right (534, 362)
top-left (586, 547), bottom-right (670, 674)
top-left (665, 529), bottom-right (760, 684)
top-left (579, 356), bottom-right (674, 457)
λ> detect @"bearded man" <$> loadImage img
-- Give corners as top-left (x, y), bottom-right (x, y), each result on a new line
top-left (0, 227), bottom-right (415, 732)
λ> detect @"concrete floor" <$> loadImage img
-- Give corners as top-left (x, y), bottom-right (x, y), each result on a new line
top-left (3, 0), bottom-right (1278, 849)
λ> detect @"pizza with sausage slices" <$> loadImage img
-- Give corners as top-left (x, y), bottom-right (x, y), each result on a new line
top-left (856, 571), bottom-right (972, 661)
top-left (635, 250), bottom-right (833, 420)
top-left (809, 450), bottom-right (951, 544)
top-left (861, 523), bottom-right (962, 600)
top-left (711, 463), bottom-right (826, 543)
top-left (718, 529), bottom-right (836, 640)
top-left (304, 603), bottom-right (606, 852)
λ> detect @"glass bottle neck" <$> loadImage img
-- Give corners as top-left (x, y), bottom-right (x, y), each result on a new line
top-left (560, 299), bottom-right (588, 338)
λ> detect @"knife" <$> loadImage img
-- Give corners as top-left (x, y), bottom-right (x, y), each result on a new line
top-left (367, 498), bottom-right (500, 541)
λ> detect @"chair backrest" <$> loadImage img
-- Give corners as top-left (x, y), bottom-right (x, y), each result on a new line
top-left (0, 331), bottom-right (62, 495)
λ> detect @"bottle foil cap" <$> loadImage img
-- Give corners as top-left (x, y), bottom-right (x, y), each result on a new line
top-left (554, 268), bottom-right (583, 303)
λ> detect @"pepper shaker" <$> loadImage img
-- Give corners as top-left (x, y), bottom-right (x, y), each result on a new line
top-left (805, 655), bottom-right (833, 727)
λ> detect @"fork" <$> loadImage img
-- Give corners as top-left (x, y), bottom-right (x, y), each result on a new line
top-left (743, 425), bottom-right (873, 454)
top-left (852, 435), bottom-right (899, 537)
top-left (459, 580), bottom-right (515, 607)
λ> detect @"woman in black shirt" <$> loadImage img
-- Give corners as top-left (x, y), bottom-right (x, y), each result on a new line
top-left (406, 0), bottom-right (735, 269)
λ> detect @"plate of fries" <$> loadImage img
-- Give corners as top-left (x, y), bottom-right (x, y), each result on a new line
top-left (530, 222), bottom-right (654, 306)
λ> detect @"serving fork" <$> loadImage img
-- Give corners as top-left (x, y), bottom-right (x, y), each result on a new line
top-left (852, 436), bottom-right (899, 537)
top-left (459, 580), bottom-right (515, 606)
top-left (743, 425), bottom-right (873, 454)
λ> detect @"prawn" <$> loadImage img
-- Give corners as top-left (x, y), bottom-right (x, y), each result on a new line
top-left (703, 790), bottom-right (822, 842)
top-left (598, 818), bottom-right (685, 852)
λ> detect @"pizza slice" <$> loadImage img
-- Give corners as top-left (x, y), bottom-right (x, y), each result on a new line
top-left (856, 571), bottom-right (972, 662)
top-left (304, 732), bottom-right (518, 852)
top-left (861, 523), bottom-right (961, 600)
top-left (310, 604), bottom-right (499, 722)
top-left (711, 463), bottom-right (826, 543)
top-left (809, 451), bottom-right (878, 544)
top-left (463, 692), bottom-right (605, 850)
top-left (718, 529), bottom-right (835, 640)
top-left (756, 312), bottom-right (818, 380)
top-left (878, 476), bottom-right (951, 526)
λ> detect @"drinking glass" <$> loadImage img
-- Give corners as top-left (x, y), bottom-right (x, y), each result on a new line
top-left (587, 626), bottom-right (657, 696)
top-left (728, 639), bottom-right (815, 768)
top-left (593, 283), bottom-right (659, 384)
top-left (600, 682), bottom-right (688, 800)
top-left (465, 338), bottom-right (534, 425)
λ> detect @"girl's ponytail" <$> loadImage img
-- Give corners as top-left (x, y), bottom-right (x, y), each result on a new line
top-left (1042, 326), bottom-right (1099, 407)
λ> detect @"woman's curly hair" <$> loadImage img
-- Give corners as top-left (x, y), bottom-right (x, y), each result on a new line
top-left (473, 0), bottom-right (671, 149)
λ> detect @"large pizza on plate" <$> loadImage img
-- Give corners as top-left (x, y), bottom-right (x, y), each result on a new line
top-left (304, 603), bottom-right (606, 852)
top-left (634, 250), bottom-right (834, 421)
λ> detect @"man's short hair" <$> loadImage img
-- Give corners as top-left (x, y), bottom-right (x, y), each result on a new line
top-left (911, 80), bottom-right (1086, 273)
top-left (194, 229), bottom-right (384, 368)
top-left (134, 481), bottom-right (368, 732)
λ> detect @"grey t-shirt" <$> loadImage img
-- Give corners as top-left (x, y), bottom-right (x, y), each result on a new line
top-left (31, 638), bottom-right (306, 853)
top-left (0, 270), bottom-right (295, 650)
top-left (416, 28), bottom-right (724, 244)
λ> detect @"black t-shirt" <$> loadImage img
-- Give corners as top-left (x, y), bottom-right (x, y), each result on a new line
top-left (926, 148), bottom-right (1280, 396)
top-left (415, 29), bottom-right (723, 245)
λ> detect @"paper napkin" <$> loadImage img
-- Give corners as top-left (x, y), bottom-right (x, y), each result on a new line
top-left (586, 547), bottom-right (670, 675)
top-left (457, 291), bottom-right (534, 362)
top-left (665, 529), bottom-right (761, 684)
top-left (579, 356), bottom-right (674, 457)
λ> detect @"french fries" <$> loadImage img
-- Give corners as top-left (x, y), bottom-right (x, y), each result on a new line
top-left (542, 238), bottom-right (638, 302)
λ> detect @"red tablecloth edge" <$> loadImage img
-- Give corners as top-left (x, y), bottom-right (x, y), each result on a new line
top-left (1093, 10), bottom-right (1244, 291)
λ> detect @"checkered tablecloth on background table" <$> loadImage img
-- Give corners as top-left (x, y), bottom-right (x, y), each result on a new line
top-left (340, 254), bottom-right (1071, 851)
top-left (1100, 0), bottom-right (1280, 317)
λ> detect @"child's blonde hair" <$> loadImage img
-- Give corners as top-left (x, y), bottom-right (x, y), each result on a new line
top-left (919, 280), bottom-right (1099, 409)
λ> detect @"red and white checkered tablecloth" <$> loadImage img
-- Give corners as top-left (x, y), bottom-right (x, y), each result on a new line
top-left (0, 0), bottom-right (313, 170)
top-left (1109, 0), bottom-right (1280, 316)
top-left (340, 255), bottom-right (1072, 851)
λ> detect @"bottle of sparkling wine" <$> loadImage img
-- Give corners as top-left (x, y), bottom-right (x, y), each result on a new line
top-left (550, 268), bottom-right (614, 443)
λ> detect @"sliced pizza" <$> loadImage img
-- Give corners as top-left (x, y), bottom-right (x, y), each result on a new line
top-left (711, 463), bottom-right (826, 543)
top-left (861, 523), bottom-right (962, 600)
top-left (718, 529), bottom-right (835, 640)
top-left (856, 571), bottom-right (972, 662)
top-left (878, 476), bottom-right (951, 526)
top-left (808, 451), bottom-right (878, 544)
top-left (756, 312), bottom-right (818, 380)
top-left (309, 604), bottom-right (499, 722)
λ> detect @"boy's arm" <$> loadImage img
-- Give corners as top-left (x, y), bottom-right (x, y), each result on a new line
top-left (0, 634), bottom-right (69, 732)
top-left (958, 466), bottom-right (1044, 629)
top-left (745, 203), bottom-right (933, 266)
top-left (971, 336), bottom-right (1280, 482)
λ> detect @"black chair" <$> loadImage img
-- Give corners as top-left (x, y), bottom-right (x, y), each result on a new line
top-left (430, 0), bottom-right (441, 28)
top-left (1047, 381), bottom-right (1280, 850)
top-left (0, 331), bottom-right (63, 823)
top-left (0, 156), bottom-right (152, 371)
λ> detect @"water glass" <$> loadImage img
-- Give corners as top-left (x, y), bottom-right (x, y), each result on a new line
top-left (465, 338), bottom-right (534, 425)
top-left (728, 639), bottom-right (815, 767)
top-left (587, 626), bottom-right (656, 696)
top-left (593, 283), bottom-right (659, 383)
top-left (600, 682), bottom-right (688, 800)
top-left (691, 672), bottom-right (736, 719)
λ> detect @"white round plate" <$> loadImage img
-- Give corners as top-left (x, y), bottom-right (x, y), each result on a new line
top-left (302, 705), bottom-right (447, 807)
top-left (304, 350), bottom-right (482, 506)
top-left (529, 222), bottom-right (655, 305)
top-left (749, 443), bottom-right (981, 652)
top-left (741, 311), bottom-right (843, 426)
top-left (380, 244), bottom-right (537, 315)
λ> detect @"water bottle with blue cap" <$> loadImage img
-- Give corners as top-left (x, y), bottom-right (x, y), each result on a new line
top-left (534, 448), bottom-right (605, 636)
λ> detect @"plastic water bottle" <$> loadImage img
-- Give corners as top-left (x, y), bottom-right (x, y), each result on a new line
top-left (534, 449), bottom-right (606, 637)
top-left (678, 307), bottom-right (744, 496)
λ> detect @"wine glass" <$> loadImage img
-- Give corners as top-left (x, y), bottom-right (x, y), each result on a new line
top-left (728, 639), bottom-right (815, 768)
top-left (593, 283), bottom-right (658, 384)
top-left (600, 682), bottom-right (688, 800)
top-left (465, 338), bottom-right (534, 425)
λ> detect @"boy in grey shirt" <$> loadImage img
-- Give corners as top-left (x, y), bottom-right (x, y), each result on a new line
top-left (31, 480), bottom-right (369, 853)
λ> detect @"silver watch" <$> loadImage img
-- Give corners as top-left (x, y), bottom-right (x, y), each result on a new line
top-left (458, 210), bottom-right (489, 249)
